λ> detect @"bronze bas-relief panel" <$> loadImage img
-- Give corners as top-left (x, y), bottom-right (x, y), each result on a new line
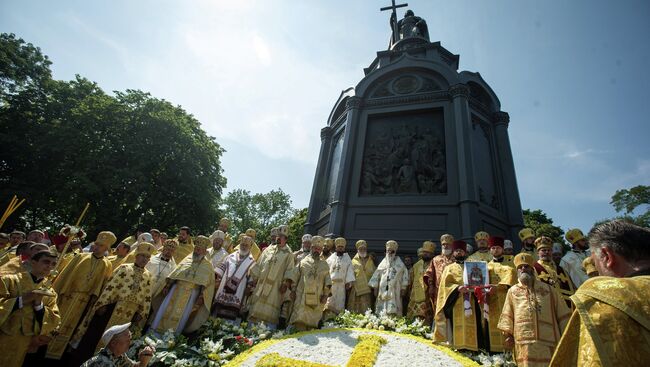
top-left (359, 110), bottom-right (447, 196)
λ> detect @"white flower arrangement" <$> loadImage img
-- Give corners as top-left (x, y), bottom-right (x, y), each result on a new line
top-left (126, 315), bottom-right (513, 366)
top-left (325, 309), bottom-right (432, 339)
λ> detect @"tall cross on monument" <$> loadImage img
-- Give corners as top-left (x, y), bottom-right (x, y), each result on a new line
top-left (380, 0), bottom-right (408, 44)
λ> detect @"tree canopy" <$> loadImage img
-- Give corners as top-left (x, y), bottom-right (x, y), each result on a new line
top-left (595, 185), bottom-right (650, 228)
top-left (220, 188), bottom-right (295, 244)
top-left (522, 209), bottom-right (565, 245)
top-left (0, 33), bottom-right (227, 238)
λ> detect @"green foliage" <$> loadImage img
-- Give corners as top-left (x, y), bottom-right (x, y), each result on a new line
top-left (522, 209), bottom-right (565, 245)
top-left (600, 185), bottom-right (650, 227)
top-left (610, 185), bottom-right (650, 213)
top-left (288, 207), bottom-right (308, 247)
top-left (221, 188), bottom-right (294, 243)
top-left (0, 33), bottom-right (226, 238)
top-left (0, 33), bottom-right (52, 100)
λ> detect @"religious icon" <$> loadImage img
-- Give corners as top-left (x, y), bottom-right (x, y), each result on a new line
top-left (462, 261), bottom-right (489, 288)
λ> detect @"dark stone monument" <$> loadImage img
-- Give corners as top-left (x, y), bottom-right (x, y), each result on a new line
top-left (305, 5), bottom-right (524, 254)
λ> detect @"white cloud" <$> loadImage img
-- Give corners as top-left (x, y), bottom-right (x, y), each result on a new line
top-left (129, 1), bottom-right (357, 164)
top-left (252, 33), bottom-right (272, 66)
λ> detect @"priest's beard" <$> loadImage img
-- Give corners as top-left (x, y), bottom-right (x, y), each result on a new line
top-left (386, 253), bottom-right (396, 263)
top-left (239, 249), bottom-right (250, 257)
top-left (192, 253), bottom-right (203, 262)
top-left (336, 250), bottom-right (344, 256)
top-left (519, 272), bottom-right (533, 286)
top-left (311, 250), bottom-right (321, 259)
top-left (455, 255), bottom-right (466, 263)
top-left (442, 248), bottom-right (452, 256)
top-left (358, 250), bottom-right (367, 258)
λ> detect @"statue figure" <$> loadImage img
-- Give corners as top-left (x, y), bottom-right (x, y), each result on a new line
top-left (389, 10), bottom-right (429, 48)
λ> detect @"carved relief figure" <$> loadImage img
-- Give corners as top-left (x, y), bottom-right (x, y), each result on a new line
top-left (359, 111), bottom-right (447, 196)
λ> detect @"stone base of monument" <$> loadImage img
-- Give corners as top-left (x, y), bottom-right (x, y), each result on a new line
top-left (225, 328), bottom-right (478, 367)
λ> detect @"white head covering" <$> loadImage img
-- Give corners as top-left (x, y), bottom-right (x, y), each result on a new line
top-left (209, 230), bottom-right (226, 242)
top-left (136, 233), bottom-right (153, 245)
top-left (302, 234), bottom-right (312, 243)
top-left (503, 239), bottom-right (513, 249)
top-left (101, 322), bottom-right (131, 346)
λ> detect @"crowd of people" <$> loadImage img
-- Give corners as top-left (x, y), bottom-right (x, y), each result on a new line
top-left (0, 218), bottom-right (648, 367)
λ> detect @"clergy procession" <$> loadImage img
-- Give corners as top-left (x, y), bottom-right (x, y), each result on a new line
top-left (0, 218), bottom-right (648, 367)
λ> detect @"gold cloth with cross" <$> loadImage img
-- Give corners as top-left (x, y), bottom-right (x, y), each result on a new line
top-left (550, 275), bottom-right (650, 367)
top-left (71, 263), bottom-right (153, 351)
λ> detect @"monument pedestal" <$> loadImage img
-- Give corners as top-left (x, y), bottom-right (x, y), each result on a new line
top-left (305, 11), bottom-right (523, 254)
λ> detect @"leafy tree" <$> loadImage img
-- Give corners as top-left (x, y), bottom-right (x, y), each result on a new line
top-left (287, 207), bottom-right (308, 247)
top-left (522, 209), bottom-right (565, 245)
top-left (221, 188), bottom-right (294, 243)
top-left (0, 34), bottom-right (226, 238)
top-left (596, 185), bottom-right (650, 228)
top-left (0, 33), bottom-right (52, 100)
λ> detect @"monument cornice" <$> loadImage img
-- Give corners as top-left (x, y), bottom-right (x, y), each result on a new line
top-left (492, 111), bottom-right (510, 126)
top-left (345, 96), bottom-right (363, 110)
top-left (362, 91), bottom-right (449, 108)
top-left (320, 126), bottom-right (332, 141)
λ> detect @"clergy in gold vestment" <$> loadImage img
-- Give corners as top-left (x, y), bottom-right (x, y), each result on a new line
top-left (69, 243), bottom-right (155, 363)
top-left (248, 225), bottom-right (295, 329)
top-left (424, 234), bottom-right (455, 315)
top-left (121, 232), bottom-right (156, 265)
top-left (289, 236), bottom-right (331, 331)
top-left (550, 220), bottom-right (650, 367)
top-left (207, 230), bottom-right (229, 270)
top-left (172, 226), bottom-right (194, 264)
top-left (467, 231), bottom-right (492, 262)
top-left (407, 241), bottom-right (435, 324)
top-left (498, 253), bottom-right (571, 367)
top-left (146, 240), bottom-right (177, 298)
top-left (347, 240), bottom-right (376, 314)
top-left (150, 236), bottom-right (214, 335)
top-left (293, 234), bottom-right (312, 264)
top-left (433, 240), bottom-right (485, 351)
top-left (485, 236), bottom-right (516, 353)
top-left (518, 228), bottom-right (539, 262)
top-left (533, 236), bottom-right (575, 309)
top-left (49, 237), bottom-right (80, 278)
top-left (0, 241), bottom-right (37, 275)
top-left (46, 231), bottom-right (115, 360)
top-left (0, 249), bottom-right (60, 367)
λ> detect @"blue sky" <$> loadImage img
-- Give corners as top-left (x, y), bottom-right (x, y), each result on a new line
top-left (2, 0), bottom-right (649, 235)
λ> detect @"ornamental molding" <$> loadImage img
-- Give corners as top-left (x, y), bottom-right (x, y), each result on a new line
top-left (448, 84), bottom-right (470, 99)
top-left (492, 111), bottom-right (510, 126)
top-left (363, 91), bottom-right (449, 108)
top-left (345, 97), bottom-right (363, 110)
top-left (320, 126), bottom-right (332, 141)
